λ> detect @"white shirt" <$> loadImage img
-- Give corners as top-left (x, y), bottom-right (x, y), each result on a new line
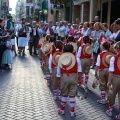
top-left (46, 28), bottom-right (50, 34)
top-left (49, 54), bottom-right (53, 73)
top-left (77, 44), bottom-right (93, 59)
top-left (6, 41), bottom-right (12, 47)
top-left (49, 49), bottom-right (59, 73)
top-left (109, 32), bottom-right (119, 40)
top-left (56, 57), bottom-right (82, 77)
top-left (15, 25), bottom-right (19, 37)
top-left (18, 24), bottom-right (26, 32)
top-left (33, 28), bottom-right (36, 36)
top-left (56, 26), bottom-right (59, 34)
top-left (59, 25), bottom-right (66, 37)
top-left (52, 26), bottom-right (57, 33)
top-left (65, 26), bottom-right (69, 36)
top-left (109, 57), bottom-right (114, 72)
top-left (96, 50), bottom-right (107, 66)
top-left (81, 28), bottom-right (90, 36)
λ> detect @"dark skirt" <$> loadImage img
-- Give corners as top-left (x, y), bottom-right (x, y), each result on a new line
top-left (0, 45), bottom-right (7, 66)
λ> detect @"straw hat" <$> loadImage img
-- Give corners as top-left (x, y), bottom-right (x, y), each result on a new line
top-left (83, 44), bottom-right (92, 55)
top-left (58, 52), bottom-right (76, 70)
top-left (105, 54), bottom-right (114, 65)
top-left (39, 37), bottom-right (44, 45)
top-left (117, 57), bottom-right (120, 71)
top-left (102, 52), bottom-right (114, 67)
top-left (70, 42), bottom-right (77, 52)
top-left (52, 51), bottom-right (62, 66)
top-left (42, 43), bottom-right (52, 54)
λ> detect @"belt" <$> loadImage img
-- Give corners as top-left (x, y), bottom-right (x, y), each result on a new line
top-left (99, 68), bottom-right (108, 70)
top-left (113, 74), bottom-right (120, 77)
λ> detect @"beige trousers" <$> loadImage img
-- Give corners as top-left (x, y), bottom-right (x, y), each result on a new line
top-left (60, 73), bottom-right (78, 97)
top-left (81, 58), bottom-right (91, 74)
top-left (52, 68), bottom-right (59, 89)
top-left (99, 69), bottom-right (109, 90)
top-left (109, 75), bottom-right (120, 106)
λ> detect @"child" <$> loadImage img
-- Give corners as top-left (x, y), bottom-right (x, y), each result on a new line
top-left (38, 33), bottom-right (46, 61)
top-left (1, 37), bottom-right (12, 69)
top-left (106, 41), bottom-right (120, 119)
top-left (49, 40), bottom-right (63, 100)
top-left (95, 41), bottom-right (111, 104)
top-left (67, 35), bottom-right (77, 56)
top-left (61, 37), bottom-right (67, 45)
top-left (41, 34), bottom-right (50, 72)
top-left (57, 44), bottom-right (82, 117)
top-left (77, 36), bottom-right (93, 86)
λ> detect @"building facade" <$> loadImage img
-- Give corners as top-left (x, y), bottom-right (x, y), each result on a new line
top-left (0, 0), bottom-right (10, 19)
top-left (15, 0), bottom-right (26, 21)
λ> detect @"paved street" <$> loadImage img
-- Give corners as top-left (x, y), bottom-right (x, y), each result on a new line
top-left (0, 51), bottom-right (119, 120)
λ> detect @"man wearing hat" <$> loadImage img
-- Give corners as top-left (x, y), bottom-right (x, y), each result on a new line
top-left (57, 44), bottom-right (82, 117)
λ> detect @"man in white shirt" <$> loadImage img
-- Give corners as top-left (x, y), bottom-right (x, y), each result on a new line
top-left (59, 21), bottom-right (66, 37)
top-left (64, 21), bottom-right (69, 36)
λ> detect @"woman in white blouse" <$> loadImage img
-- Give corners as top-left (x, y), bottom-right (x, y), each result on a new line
top-left (81, 22), bottom-right (90, 36)
top-left (108, 23), bottom-right (119, 43)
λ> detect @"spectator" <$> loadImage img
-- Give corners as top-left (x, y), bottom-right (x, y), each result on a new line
top-left (115, 18), bottom-right (120, 42)
top-left (0, 18), bottom-right (10, 71)
top-left (90, 22), bottom-right (102, 69)
top-left (59, 21), bottom-right (66, 37)
top-left (81, 22), bottom-right (90, 36)
top-left (94, 16), bottom-right (100, 22)
top-left (108, 22), bottom-right (118, 43)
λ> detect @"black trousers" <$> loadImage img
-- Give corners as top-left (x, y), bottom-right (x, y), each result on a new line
top-left (29, 36), bottom-right (38, 54)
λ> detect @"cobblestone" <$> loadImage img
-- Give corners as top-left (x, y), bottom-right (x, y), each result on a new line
top-left (0, 52), bottom-right (119, 120)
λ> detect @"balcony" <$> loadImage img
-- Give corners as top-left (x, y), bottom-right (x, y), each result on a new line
top-left (50, 0), bottom-right (65, 4)
top-left (34, 2), bottom-right (42, 10)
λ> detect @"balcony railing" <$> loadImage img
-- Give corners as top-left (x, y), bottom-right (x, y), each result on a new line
top-left (50, 0), bottom-right (65, 4)
top-left (34, 2), bottom-right (42, 10)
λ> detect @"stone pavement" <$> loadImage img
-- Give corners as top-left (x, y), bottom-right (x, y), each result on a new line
top-left (0, 51), bottom-right (119, 120)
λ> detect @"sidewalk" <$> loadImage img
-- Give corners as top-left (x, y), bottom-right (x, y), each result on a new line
top-left (0, 51), bottom-right (119, 120)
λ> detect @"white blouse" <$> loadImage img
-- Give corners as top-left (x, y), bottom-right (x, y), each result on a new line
top-left (109, 57), bottom-right (114, 72)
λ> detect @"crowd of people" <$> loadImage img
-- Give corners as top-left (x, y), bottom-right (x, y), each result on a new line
top-left (0, 15), bottom-right (120, 118)
top-left (37, 17), bottom-right (120, 118)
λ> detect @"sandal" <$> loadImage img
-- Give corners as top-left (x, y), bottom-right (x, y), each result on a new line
top-left (70, 113), bottom-right (76, 117)
top-left (106, 110), bottom-right (112, 117)
top-left (57, 108), bottom-right (64, 115)
top-left (97, 99), bottom-right (106, 104)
